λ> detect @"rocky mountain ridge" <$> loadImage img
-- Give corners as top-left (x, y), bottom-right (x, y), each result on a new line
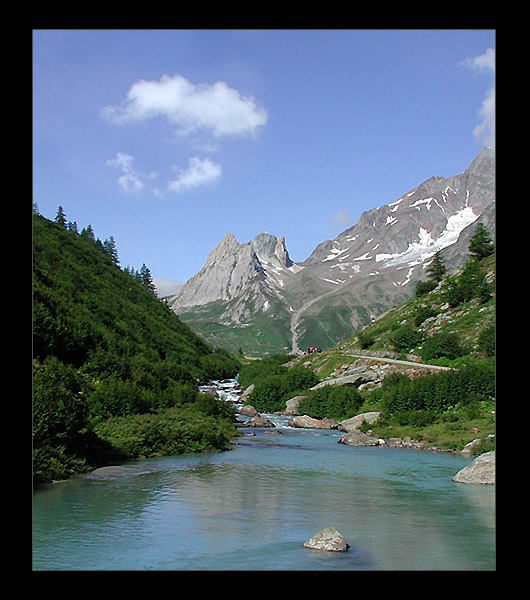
top-left (168, 148), bottom-right (495, 356)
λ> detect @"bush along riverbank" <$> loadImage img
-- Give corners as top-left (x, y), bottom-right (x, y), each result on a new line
top-left (33, 210), bottom-right (242, 483)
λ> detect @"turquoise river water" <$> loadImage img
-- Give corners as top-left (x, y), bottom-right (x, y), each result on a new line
top-left (32, 381), bottom-right (495, 571)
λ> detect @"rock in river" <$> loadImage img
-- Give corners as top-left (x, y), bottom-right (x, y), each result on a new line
top-left (453, 451), bottom-right (495, 485)
top-left (338, 430), bottom-right (380, 446)
top-left (243, 416), bottom-right (276, 428)
top-left (304, 527), bottom-right (350, 552)
top-left (239, 405), bottom-right (259, 417)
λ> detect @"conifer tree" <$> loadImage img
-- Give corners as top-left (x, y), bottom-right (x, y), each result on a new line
top-left (103, 236), bottom-right (119, 265)
top-left (140, 263), bottom-right (156, 295)
top-left (55, 206), bottom-right (67, 228)
top-left (67, 221), bottom-right (79, 234)
top-left (469, 223), bottom-right (494, 260)
top-left (80, 225), bottom-right (96, 243)
top-left (426, 251), bottom-right (446, 282)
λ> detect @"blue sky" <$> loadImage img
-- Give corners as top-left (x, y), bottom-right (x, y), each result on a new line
top-left (33, 29), bottom-right (495, 296)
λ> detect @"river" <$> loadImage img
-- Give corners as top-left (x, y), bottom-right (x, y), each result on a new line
top-left (32, 379), bottom-right (495, 571)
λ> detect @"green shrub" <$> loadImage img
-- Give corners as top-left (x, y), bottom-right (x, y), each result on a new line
top-left (391, 323), bottom-right (422, 353)
top-left (421, 332), bottom-right (465, 361)
top-left (298, 385), bottom-right (364, 420)
top-left (32, 445), bottom-right (89, 483)
top-left (95, 405), bottom-right (237, 459)
top-left (357, 330), bottom-right (375, 349)
top-left (246, 362), bottom-right (320, 413)
top-left (33, 356), bottom-right (90, 448)
top-left (413, 304), bottom-right (436, 326)
top-left (374, 363), bottom-right (495, 416)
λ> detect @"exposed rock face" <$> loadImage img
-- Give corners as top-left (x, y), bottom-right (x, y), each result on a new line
top-left (304, 527), bottom-right (350, 552)
top-left (168, 232), bottom-right (301, 314)
top-left (453, 451), bottom-right (495, 484)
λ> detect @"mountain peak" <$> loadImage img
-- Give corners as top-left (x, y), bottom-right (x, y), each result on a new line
top-left (251, 232), bottom-right (293, 269)
top-left (204, 232), bottom-right (240, 268)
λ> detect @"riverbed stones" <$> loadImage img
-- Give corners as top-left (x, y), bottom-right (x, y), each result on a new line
top-left (303, 527), bottom-right (350, 552)
top-left (453, 451), bottom-right (495, 484)
top-left (240, 384), bottom-right (255, 401)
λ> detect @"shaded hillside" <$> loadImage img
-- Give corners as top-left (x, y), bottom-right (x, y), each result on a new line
top-left (33, 211), bottom-right (240, 482)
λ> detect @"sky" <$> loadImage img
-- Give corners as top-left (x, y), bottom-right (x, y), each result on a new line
top-left (33, 29), bottom-right (495, 296)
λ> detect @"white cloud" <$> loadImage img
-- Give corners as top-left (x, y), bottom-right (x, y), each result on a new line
top-left (464, 48), bottom-right (495, 148)
top-left (102, 74), bottom-right (268, 139)
top-left (167, 157), bottom-right (222, 193)
top-left (106, 152), bottom-right (144, 193)
top-left (464, 47), bottom-right (495, 74)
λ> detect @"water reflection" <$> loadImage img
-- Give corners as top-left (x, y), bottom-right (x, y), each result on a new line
top-left (33, 416), bottom-right (495, 570)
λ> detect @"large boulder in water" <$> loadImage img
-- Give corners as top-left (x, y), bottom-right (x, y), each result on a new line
top-left (304, 527), bottom-right (350, 552)
top-left (453, 451), bottom-right (495, 484)
top-left (244, 415), bottom-right (276, 428)
top-left (288, 415), bottom-right (340, 429)
top-left (338, 430), bottom-right (380, 446)
top-left (239, 405), bottom-right (259, 417)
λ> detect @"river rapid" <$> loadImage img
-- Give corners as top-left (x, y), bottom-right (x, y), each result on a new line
top-left (32, 379), bottom-right (495, 571)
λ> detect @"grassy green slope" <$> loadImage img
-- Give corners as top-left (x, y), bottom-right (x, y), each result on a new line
top-left (33, 213), bottom-right (240, 482)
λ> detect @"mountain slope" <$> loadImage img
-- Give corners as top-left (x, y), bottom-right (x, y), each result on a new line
top-left (33, 212), bottom-right (240, 481)
top-left (169, 148), bottom-right (495, 356)
top-left (282, 147), bottom-right (495, 350)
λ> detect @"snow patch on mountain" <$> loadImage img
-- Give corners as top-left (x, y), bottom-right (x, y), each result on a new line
top-left (375, 205), bottom-right (478, 268)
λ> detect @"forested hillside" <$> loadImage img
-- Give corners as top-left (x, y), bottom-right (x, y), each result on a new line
top-left (33, 209), bottom-right (240, 482)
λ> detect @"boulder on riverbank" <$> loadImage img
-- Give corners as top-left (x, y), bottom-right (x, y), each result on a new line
top-left (285, 395), bottom-right (306, 415)
top-left (338, 430), bottom-right (380, 446)
top-left (339, 412), bottom-right (381, 432)
top-left (288, 415), bottom-right (340, 429)
top-left (303, 527), bottom-right (350, 552)
top-left (240, 384), bottom-right (255, 401)
top-left (453, 451), bottom-right (495, 485)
